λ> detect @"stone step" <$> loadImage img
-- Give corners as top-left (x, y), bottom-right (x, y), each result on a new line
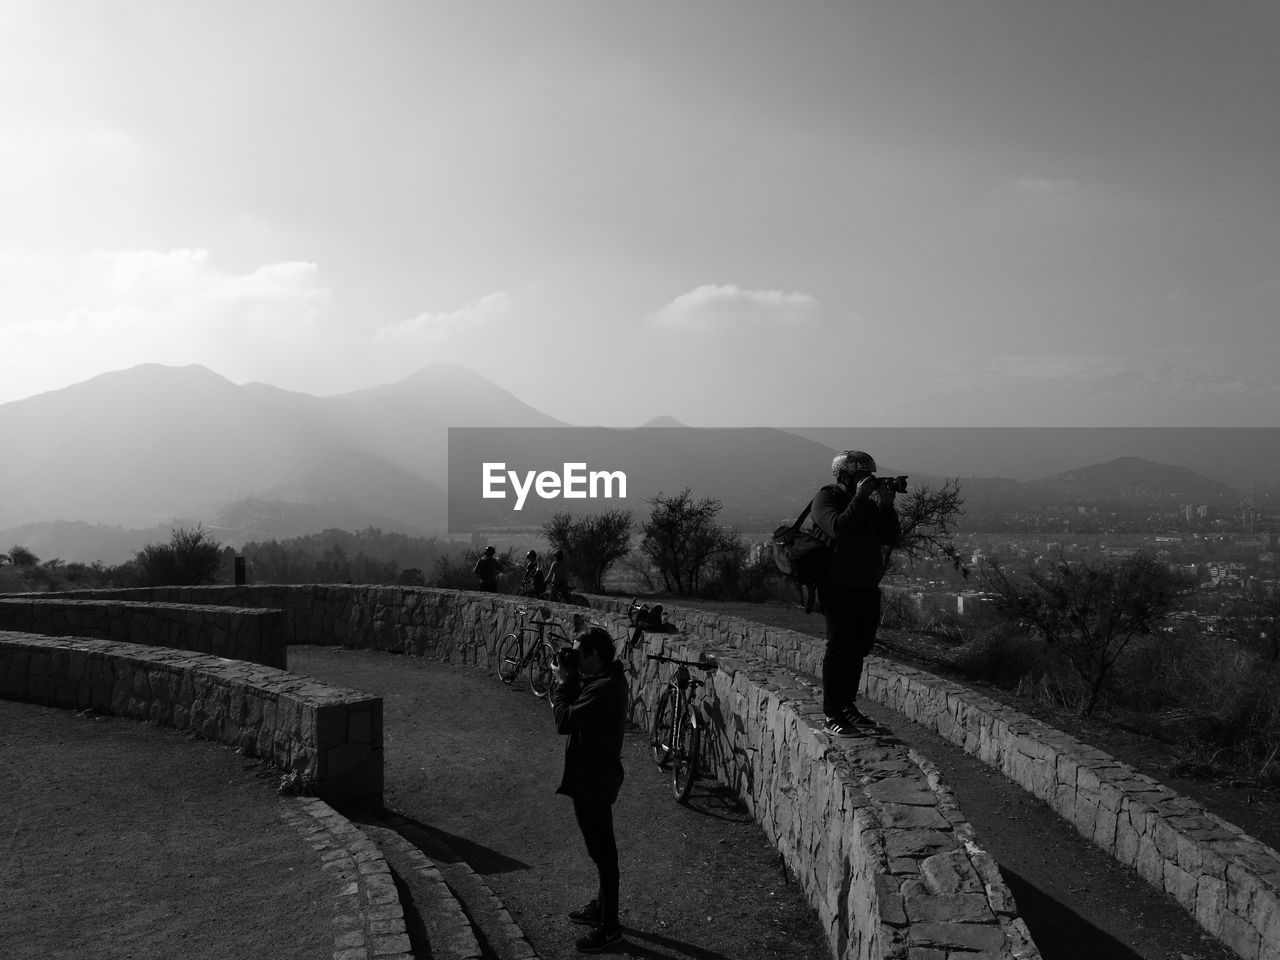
top-left (365, 811), bottom-right (541, 960)
top-left (359, 820), bottom-right (485, 960)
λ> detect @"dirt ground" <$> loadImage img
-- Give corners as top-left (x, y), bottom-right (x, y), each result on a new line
top-left (0, 698), bottom-right (333, 960)
top-left (292, 644), bottom-right (1249, 960)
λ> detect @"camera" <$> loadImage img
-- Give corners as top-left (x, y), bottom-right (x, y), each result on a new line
top-left (554, 646), bottom-right (580, 673)
top-left (878, 475), bottom-right (909, 493)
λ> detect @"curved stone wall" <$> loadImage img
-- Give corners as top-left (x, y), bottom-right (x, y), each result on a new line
top-left (0, 597), bottom-right (287, 668)
top-left (0, 629), bottom-right (382, 809)
top-left (594, 596), bottom-right (1280, 960)
top-left (48, 585), bottom-right (1038, 958)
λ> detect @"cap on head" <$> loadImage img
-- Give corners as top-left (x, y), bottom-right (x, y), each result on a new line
top-left (526, 550), bottom-right (537, 559)
top-left (484, 546), bottom-right (496, 555)
top-left (832, 450), bottom-right (877, 480)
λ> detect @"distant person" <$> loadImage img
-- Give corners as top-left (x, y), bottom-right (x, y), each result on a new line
top-left (522, 549), bottom-right (546, 597)
top-left (810, 450), bottom-right (901, 736)
top-left (473, 546), bottom-right (499, 592)
top-left (547, 549), bottom-right (571, 602)
top-left (552, 626), bottom-right (627, 952)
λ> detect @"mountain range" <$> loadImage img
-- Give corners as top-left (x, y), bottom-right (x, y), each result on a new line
top-left (0, 363), bottom-right (1265, 563)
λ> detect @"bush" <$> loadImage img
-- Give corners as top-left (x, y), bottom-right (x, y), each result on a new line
top-left (542, 510), bottom-right (633, 594)
top-left (950, 624), bottom-right (1061, 690)
top-left (133, 526), bottom-right (225, 587)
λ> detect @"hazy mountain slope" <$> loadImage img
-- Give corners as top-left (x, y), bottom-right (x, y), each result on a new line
top-left (0, 363), bottom-right (444, 530)
top-left (0, 520), bottom-right (175, 567)
top-left (783, 427), bottom-right (1269, 491)
top-left (1029, 456), bottom-right (1238, 501)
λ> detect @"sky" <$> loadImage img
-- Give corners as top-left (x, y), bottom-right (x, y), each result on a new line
top-left (1, 0), bottom-right (1277, 427)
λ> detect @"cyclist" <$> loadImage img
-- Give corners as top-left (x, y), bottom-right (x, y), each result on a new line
top-left (551, 626), bottom-right (627, 952)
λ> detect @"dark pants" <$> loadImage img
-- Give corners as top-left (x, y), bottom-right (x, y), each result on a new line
top-left (818, 586), bottom-right (882, 717)
top-left (572, 797), bottom-right (619, 928)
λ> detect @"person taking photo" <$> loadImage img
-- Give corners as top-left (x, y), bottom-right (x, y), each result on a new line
top-left (551, 626), bottom-right (628, 952)
top-left (810, 450), bottom-right (902, 736)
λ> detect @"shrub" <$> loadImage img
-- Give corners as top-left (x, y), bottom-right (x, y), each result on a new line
top-left (542, 510), bottom-right (633, 594)
top-left (133, 525), bottom-right (225, 586)
top-left (984, 552), bottom-right (1194, 717)
top-left (950, 624), bottom-right (1061, 690)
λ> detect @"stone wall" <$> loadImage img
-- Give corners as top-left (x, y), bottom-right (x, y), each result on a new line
top-left (0, 630), bottom-right (382, 809)
top-left (625, 632), bottom-right (1038, 959)
top-left (45, 585), bottom-right (1037, 958)
top-left (0, 598), bottom-right (287, 668)
top-left (46, 584), bottom-right (1280, 958)
top-left (592, 596), bottom-right (1280, 960)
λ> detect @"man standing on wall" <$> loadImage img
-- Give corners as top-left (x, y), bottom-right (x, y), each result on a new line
top-left (810, 450), bottom-right (901, 736)
top-left (552, 626), bottom-right (627, 952)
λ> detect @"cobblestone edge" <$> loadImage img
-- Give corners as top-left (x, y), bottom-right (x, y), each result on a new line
top-left (280, 797), bottom-right (413, 960)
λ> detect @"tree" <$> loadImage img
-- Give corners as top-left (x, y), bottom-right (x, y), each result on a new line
top-left (542, 509), bottom-right (633, 595)
top-left (984, 551), bottom-right (1194, 717)
top-left (134, 525), bottom-right (226, 586)
top-left (7, 545), bottom-right (39, 568)
top-left (639, 489), bottom-right (738, 596)
top-left (887, 478), bottom-right (969, 576)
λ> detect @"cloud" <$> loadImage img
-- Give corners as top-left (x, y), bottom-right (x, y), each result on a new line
top-left (374, 291), bottom-right (511, 345)
top-left (649, 283), bottom-right (821, 331)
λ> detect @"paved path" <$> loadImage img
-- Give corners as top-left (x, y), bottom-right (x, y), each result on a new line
top-left (295, 644), bottom-right (1246, 960)
top-left (291, 646), bottom-right (831, 960)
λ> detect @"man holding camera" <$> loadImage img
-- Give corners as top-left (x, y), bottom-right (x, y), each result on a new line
top-left (551, 626), bottom-right (628, 952)
top-left (811, 450), bottom-right (902, 736)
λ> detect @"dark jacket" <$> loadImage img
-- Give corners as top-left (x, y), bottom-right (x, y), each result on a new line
top-left (810, 482), bottom-right (902, 589)
top-left (473, 554), bottom-right (499, 587)
top-left (553, 660), bottom-right (627, 805)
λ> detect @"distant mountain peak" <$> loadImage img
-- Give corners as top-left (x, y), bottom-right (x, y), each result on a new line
top-left (639, 415), bottom-right (688, 428)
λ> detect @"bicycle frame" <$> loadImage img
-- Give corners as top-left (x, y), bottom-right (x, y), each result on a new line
top-left (647, 653), bottom-right (713, 802)
top-left (499, 607), bottom-right (568, 698)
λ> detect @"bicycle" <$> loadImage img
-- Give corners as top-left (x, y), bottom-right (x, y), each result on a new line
top-left (647, 652), bottom-right (716, 803)
top-left (498, 606), bottom-right (570, 698)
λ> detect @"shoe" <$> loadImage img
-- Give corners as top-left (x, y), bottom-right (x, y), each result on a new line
top-left (568, 899), bottom-right (601, 925)
top-left (576, 925), bottom-right (623, 953)
top-left (824, 715), bottom-right (860, 737)
top-left (843, 706), bottom-right (876, 727)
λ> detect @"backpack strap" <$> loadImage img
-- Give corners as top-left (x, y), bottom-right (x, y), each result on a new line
top-left (790, 500), bottom-right (813, 531)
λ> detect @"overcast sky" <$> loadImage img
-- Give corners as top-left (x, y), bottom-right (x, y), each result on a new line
top-left (2, 1), bottom-right (1276, 426)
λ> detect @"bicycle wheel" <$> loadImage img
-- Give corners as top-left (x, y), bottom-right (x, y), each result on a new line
top-left (672, 711), bottom-right (701, 803)
top-left (651, 687), bottom-right (675, 768)
top-left (497, 634), bottom-right (522, 685)
top-left (528, 641), bottom-right (555, 698)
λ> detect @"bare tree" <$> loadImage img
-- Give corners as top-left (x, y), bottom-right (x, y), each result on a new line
top-left (887, 478), bottom-right (968, 576)
top-left (639, 488), bottom-right (737, 596)
top-left (542, 509), bottom-right (633, 594)
top-left (984, 551), bottom-right (1195, 717)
